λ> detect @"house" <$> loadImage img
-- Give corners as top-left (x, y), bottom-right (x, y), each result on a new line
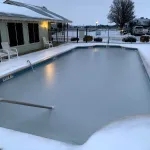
top-left (0, 0), bottom-right (72, 54)
top-left (123, 17), bottom-right (150, 35)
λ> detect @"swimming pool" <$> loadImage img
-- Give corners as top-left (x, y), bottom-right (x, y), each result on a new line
top-left (0, 47), bottom-right (150, 145)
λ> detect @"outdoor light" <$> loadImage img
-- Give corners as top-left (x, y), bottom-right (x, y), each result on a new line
top-left (40, 21), bottom-right (48, 29)
top-left (96, 21), bottom-right (99, 26)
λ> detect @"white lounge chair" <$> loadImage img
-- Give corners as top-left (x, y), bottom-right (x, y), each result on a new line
top-left (0, 51), bottom-right (9, 62)
top-left (42, 37), bottom-right (53, 48)
top-left (1, 42), bottom-right (18, 59)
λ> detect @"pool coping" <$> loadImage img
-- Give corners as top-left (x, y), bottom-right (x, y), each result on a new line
top-left (0, 43), bottom-right (149, 83)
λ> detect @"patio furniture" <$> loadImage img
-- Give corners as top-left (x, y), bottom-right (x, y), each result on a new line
top-left (0, 51), bottom-right (9, 62)
top-left (42, 37), bottom-right (53, 48)
top-left (1, 42), bottom-right (18, 59)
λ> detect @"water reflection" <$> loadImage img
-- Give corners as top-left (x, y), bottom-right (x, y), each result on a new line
top-left (93, 48), bottom-right (99, 52)
top-left (44, 63), bottom-right (56, 84)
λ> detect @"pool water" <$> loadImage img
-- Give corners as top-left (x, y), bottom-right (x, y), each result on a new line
top-left (0, 47), bottom-right (150, 145)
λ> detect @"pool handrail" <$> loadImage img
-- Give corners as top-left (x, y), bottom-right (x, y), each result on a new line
top-left (27, 60), bottom-right (35, 72)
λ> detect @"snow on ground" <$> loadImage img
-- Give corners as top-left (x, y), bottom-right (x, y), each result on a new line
top-left (138, 46), bottom-right (150, 78)
top-left (0, 127), bottom-right (74, 150)
top-left (1, 115), bottom-right (150, 150)
top-left (81, 115), bottom-right (150, 150)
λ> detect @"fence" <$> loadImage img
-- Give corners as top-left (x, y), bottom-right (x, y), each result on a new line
top-left (48, 27), bottom-right (150, 44)
top-left (48, 27), bottom-right (70, 44)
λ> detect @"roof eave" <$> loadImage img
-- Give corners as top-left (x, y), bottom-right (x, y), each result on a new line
top-left (0, 16), bottom-right (67, 23)
top-left (3, 0), bottom-right (72, 23)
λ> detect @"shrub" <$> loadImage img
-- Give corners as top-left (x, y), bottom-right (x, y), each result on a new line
top-left (83, 35), bottom-right (93, 42)
top-left (122, 36), bottom-right (136, 42)
top-left (140, 35), bottom-right (149, 42)
top-left (70, 37), bottom-right (79, 41)
top-left (94, 37), bottom-right (103, 42)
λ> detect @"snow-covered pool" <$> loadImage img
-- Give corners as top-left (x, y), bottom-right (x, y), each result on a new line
top-left (0, 47), bottom-right (150, 145)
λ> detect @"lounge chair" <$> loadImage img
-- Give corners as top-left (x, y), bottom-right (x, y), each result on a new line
top-left (1, 42), bottom-right (18, 59)
top-left (42, 37), bottom-right (53, 48)
top-left (0, 51), bottom-right (9, 62)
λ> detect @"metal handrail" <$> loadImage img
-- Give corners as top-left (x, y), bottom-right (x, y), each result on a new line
top-left (27, 60), bottom-right (35, 72)
top-left (0, 99), bottom-right (54, 110)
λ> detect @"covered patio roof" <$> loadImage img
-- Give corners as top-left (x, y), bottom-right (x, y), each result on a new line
top-left (0, 3), bottom-right (64, 22)
top-left (3, 0), bottom-right (72, 23)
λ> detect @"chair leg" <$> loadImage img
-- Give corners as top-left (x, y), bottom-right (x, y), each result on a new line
top-left (8, 55), bottom-right (10, 60)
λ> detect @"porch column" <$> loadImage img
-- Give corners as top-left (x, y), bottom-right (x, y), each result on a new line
top-left (67, 23), bottom-right (68, 42)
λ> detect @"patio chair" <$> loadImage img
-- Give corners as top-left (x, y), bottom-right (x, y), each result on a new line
top-left (1, 42), bottom-right (18, 59)
top-left (0, 51), bottom-right (9, 62)
top-left (42, 37), bottom-right (53, 48)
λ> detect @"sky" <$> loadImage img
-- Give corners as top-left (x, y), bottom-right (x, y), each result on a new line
top-left (0, 0), bottom-right (150, 25)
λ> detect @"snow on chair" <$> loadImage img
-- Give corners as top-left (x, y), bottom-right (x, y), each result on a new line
top-left (1, 42), bottom-right (18, 59)
top-left (42, 37), bottom-right (53, 48)
top-left (0, 51), bottom-right (9, 62)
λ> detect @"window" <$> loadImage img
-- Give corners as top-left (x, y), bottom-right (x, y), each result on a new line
top-left (7, 23), bottom-right (24, 46)
top-left (28, 23), bottom-right (39, 43)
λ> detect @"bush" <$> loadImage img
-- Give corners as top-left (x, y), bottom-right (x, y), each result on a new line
top-left (140, 35), bottom-right (149, 42)
top-left (122, 36), bottom-right (136, 42)
top-left (83, 35), bottom-right (93, 42)
top-left (70, 37), bottom-right (79, 41)
top-left (94, 37), bottom-right (103, 42)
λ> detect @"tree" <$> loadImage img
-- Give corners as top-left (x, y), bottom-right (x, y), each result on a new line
top-left (108, 0), bottom-right (135, 29)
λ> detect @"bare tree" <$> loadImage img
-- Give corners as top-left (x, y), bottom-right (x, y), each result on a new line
top-left (108, 0), bottom-right (135, 29)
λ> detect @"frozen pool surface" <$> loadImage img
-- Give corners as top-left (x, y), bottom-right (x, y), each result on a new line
top-left (0, 47), bottom-right (150, 144)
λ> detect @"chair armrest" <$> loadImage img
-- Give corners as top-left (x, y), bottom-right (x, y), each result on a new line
top-left (11, 48), bottom-right (18, 53)
top-left (1, 49), bottom-right (9, 54)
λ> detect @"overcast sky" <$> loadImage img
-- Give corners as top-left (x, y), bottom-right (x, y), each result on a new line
top-left (1, 0), bottom-right (149, 25)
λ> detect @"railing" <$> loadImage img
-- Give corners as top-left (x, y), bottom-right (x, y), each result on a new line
top-left (0, 99), bottom-right (54, 110)
top-left (27, 60), bottom-right (35, 72)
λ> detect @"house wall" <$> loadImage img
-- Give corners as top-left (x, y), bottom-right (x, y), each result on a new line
top-left (0, 21), bottom-right (49, 54)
